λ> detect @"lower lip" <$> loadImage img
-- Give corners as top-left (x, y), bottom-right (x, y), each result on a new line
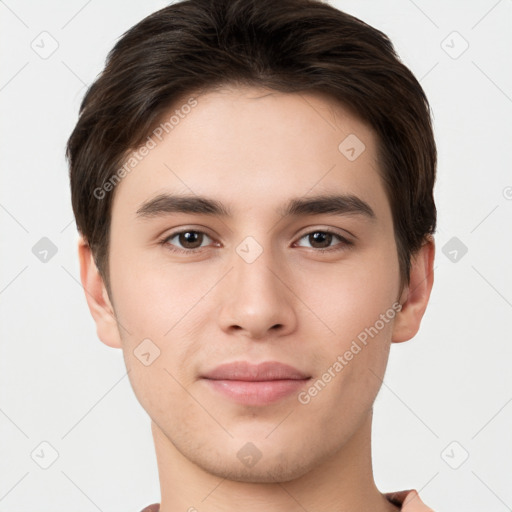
top-left (202, 378), bottom-right (310, 406)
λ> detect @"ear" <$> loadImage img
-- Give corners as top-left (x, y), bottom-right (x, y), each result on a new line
top-left (391, 236), bottom-right (435, 343)
top-left (77, 235), bottom-right (122, 349)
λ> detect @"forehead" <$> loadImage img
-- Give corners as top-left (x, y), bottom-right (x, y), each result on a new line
top-left (111, 86), bottom-right (389, 224)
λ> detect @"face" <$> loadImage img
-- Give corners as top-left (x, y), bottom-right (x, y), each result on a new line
top-left (105, 86), bottom-right (404, 482)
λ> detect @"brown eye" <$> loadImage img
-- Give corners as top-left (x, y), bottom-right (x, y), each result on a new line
top-left (163, 230), bottom-right (212, 252)
top-left (295, 229), bottom-right (352, 252)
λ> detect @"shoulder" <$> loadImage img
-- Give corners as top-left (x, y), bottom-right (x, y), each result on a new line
top-left (384, 489), bottom-right (435, 511)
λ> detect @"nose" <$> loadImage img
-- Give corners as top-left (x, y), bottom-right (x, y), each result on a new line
top-left (217, 239), bottom-right (297, 340)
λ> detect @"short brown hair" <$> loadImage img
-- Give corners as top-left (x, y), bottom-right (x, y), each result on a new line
top-left (67, 0), bottom-right (436, 298)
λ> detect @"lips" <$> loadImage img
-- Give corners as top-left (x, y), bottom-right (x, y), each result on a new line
top-left (201, 361), bottom-right (311, 406)
top-left (201, 360), bottom-right (310, 381)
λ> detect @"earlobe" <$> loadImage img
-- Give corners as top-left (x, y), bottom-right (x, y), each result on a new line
top-left (391, 237), bottom-right (435, 344)
top-left (77, 235), bottom-right (122, 349)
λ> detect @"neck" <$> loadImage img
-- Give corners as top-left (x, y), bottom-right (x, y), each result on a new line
top-left (152, 410), bottom-right (399, 512)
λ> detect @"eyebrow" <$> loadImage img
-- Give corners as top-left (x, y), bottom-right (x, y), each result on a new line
top-left (136, 193), bottom-right (376, 222)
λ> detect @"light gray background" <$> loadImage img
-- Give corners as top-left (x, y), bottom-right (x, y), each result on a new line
top-left (1, 1), bottom-right (511, 511)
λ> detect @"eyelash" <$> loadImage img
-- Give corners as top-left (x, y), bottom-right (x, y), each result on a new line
top-left (159, 228), bottom-right (353, 255)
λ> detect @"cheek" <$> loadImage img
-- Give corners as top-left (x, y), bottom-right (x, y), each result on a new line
top-left (314, 270), bottom-right (396, 382)
top-left (300, 245), bottom-right (400, 341)
top-left (297, 277), bottom-right (397, 432)
top-left (109, 248), bottom-right (209, 340)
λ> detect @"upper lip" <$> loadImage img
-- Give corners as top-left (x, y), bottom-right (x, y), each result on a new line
top-left (201, 361), bottom-right (310, 381)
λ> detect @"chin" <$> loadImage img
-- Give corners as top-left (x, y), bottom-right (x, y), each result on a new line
top-left (189, 441), bottom-right (320, 484)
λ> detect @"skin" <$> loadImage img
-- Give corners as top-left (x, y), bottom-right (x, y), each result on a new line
top-left (78, 85), bottom-right (434, 512)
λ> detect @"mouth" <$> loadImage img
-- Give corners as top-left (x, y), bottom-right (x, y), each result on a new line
top-left (200, 360), bottom-right (311, 406)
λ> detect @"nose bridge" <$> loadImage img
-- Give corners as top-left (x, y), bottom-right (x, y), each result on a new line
top-left (232, 233), bottom-right (282, 300)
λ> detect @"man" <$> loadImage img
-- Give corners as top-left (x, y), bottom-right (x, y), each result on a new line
top-left (67, 1), bottom-right (437, 510)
